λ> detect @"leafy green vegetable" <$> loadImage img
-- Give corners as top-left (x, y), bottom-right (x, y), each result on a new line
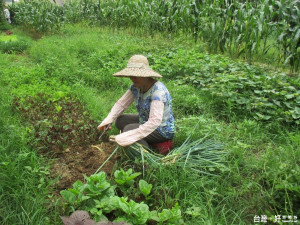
top-left (60, 171), bottom-right (183, 224)
top-left (60, 190), bottom-right (76, 205)
top-left (114, 168), bottom-right (141, 186)
top-left (157, 203), bottom-right (183, 224)
top-left (138, 179), bottom-right (152, 197)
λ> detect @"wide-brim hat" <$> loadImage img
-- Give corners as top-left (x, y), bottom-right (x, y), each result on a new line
top-left (113, 55), bottom-right (162, 78)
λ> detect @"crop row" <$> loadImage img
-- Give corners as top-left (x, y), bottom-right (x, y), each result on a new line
top-left (8, 0), bottom-right (300, 71)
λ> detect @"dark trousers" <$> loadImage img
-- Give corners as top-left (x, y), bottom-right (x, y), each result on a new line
top-left (115, 114), bottom-right (169, 147)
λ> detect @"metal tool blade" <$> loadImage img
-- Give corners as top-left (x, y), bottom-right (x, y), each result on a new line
top-left (98, 123), bottom-right (111, 140)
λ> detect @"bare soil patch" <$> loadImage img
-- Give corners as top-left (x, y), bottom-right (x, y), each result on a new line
top-left (51, 141), bottom-right (120, 191)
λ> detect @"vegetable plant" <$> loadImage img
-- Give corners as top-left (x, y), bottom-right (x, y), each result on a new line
top-left (114, 168), bottom-right (141, 187)
top-left (10, 0), bottom-right (299, 71)
top-left (139, 179), bottom-right (152, 198)
top-left (60, 170), bottom-right (184, 224)
top-left (13, 93), bottom-right (98, 152)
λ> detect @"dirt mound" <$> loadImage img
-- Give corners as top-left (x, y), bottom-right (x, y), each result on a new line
top-left (51, 142), bottom-right (120, 190)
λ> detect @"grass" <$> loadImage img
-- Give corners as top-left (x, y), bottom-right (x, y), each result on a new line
top-left (0, 31), bottom-right (32, 54)
top-left (11, 0), bottom-right (299, 72)
top-left (0, 34), bottom-right (18, 42)
top-left (0, 24), bottom-right (299, 224)
top-left (0, 83), bottom-right (57, 224)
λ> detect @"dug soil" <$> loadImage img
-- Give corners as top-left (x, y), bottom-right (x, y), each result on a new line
top-left (50, 141), bottom-right (120, 191)
top-left (12, 94), bottom-right (121, 191)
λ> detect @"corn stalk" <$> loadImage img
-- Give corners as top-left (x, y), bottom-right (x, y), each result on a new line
top-left (0, 0), bottom-right (7, 30)
top-left (9, 0), bottom-right (299, 71)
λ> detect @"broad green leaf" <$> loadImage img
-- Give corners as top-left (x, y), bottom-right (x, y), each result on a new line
top-left (150, 210), bottom-right (159, 221)
top-left (286, 94), bottom-right (295, 99)
top-left (132, 202), bottom-right (150, 224)
top-left (89, 172), bottom-right (107, 183)
top-left (255, 113), bottom-right (271, 120)
top-left (118, 197), bottom-right (130, 214)
top-left (114, 217), bottom-right (130, 223)
top-left (114, 169), bottom-right (141, 186)
top-left (139, 179), bottom-right (152, 197)
top-left (128, 172), bottom-right (142, 180)
top-left (72, 180), bottom-right (84, 191)
top-left (292, 107), bottom-right (300, 119)
top-left (77, 193), bottom-right (90, 203)
top-left (60, 190), bottom-right (76, 205)
top-left (185, 206), bottom-right (201, 217)
top-left (99, 196), bottom-right (120, 213)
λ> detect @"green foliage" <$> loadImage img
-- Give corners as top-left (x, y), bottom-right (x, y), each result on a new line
top-left (0, 79), bottom-right (55, 224)
top-left (150, 49), bottom-right (300, 125)
top-left (0, 34), bottom-right (31, 53)
top-left (139, 179), bottom-right (152, 198)
top-left (114, 168), bottom-right (141, 186)
top-left (156, 203), bottom-right (182, 224)
top-left (257, 141), bottom-right (300, 215)
top-left (60, 170), bottom-right (183, 224)
top-left (0, 0), bottom-right (10, 31)
top-left (26, 28), bottom-right (141, 90)
top-left (276, 0), bottom-right (300, 71)
top-left (1, 25), bottom-right (299, 225)
top-left (114, 197), bottom-right (150, 224)
top-left (141, 163), bottom-right (247, 224)
top-left (130, 134), bottom-right (226, 177)
top-left (10, 0), bottom-right (64, 35)
top-left (170, 82), bottom-right (205, 116)
top-left (9, 0), bottom-right (300, 71)
top-left (12, 94), bottom-right (98, 151)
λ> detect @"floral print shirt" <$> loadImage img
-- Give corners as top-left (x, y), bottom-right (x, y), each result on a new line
top-left (130, 81), bottom-right (176, 139)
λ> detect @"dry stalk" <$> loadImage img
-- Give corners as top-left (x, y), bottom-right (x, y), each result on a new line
top-left (161, 153), bottom-right (181, 164)
top-left (91, 145), bottom-right (104, 152)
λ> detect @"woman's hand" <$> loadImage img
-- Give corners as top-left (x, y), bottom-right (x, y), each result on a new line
top-left (97, 124), bottom-right (112, 131)
top-left (109, 135), bottom-right (116, 143)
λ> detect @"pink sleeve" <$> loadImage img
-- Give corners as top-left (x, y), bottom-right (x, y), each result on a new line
top-left (99, 90), bottom-right (134, 127)
top-left (115, 100), bottom-right (164, 146)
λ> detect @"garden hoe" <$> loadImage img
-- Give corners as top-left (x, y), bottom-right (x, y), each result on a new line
top-left (98, 123), bottom-right (112, 141)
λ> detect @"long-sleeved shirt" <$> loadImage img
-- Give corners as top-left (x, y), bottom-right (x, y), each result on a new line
top-left (99, 81), bottom-right (175, 146)
top-left (4, 9), bottom-right (10, 19)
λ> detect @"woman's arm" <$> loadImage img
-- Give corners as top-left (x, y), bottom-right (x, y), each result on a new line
top-left (98, 90), bottom-right (134, 130)
top-left (115, 100), bottom-right (164, 146)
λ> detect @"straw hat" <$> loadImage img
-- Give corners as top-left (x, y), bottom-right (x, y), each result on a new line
top-left (113, 55), bottom-right (162, 78)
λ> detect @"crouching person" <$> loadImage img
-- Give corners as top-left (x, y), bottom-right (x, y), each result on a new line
top-left (97, 55), bottom-right (175, 155)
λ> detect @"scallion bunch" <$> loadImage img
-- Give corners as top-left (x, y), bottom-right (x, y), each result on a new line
top-left (129, 135), bottom-right (226, 176)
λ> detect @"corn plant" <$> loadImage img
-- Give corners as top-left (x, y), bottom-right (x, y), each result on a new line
top-left (275, 0), bottom-right (300, 71)
top-left (9, 0), bottom-right (299, 71)
top-left (0, 0), bottom-right (11, 30)
top-left (10, 0), bottom-right (64, 35)
top-left (0, 0), bottom-right (5, 24)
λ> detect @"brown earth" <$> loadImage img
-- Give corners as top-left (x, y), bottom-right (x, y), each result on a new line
top-left (50, 141), bottom-right (120, 191)
top-left (5, 30), bottom-right (13, 36)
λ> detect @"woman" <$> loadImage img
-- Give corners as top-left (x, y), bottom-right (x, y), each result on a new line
top-left (97, 55), bottom-right (175, 151)
top-left (4, 6), bottom-right (11, 24)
